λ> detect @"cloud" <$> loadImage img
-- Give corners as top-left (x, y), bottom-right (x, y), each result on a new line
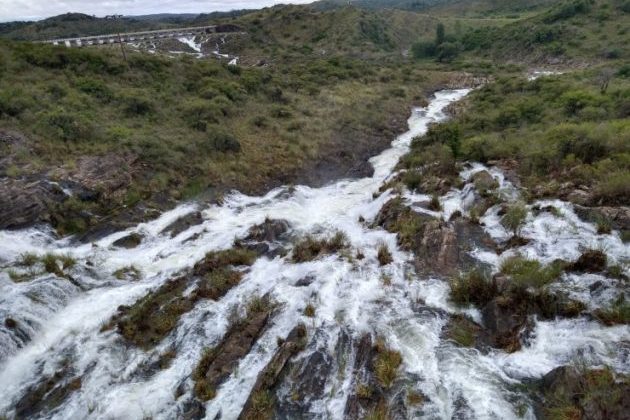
top-left (0, 0), bottom-right (314, 22)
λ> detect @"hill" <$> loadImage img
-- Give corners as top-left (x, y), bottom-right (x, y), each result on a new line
top-left (0, 12), bottom-right (189, 41)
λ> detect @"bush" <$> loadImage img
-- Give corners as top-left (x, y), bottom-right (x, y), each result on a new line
top-left (75, 77), bottom-right (113, 102)
top-left (411, 41), bottom-right (436, 59)
top-left (206, 130), bottom-right (241, 153)
top-left (502, 203), bottom-right (528, 237)
top-left (45, 110), bottom-right (93, 142)
top-left (121, 95), bottom-right (154, 117)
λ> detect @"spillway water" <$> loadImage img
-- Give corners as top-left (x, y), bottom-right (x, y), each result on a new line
top-left (0, 89), bottom-right (628, 420)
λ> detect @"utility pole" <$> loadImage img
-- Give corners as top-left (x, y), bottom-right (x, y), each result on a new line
top-left (113, 14), bottom-right (128, 64)
top-left (117, 31), bottom-right (128, 63)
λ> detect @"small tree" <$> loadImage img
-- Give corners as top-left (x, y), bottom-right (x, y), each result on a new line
top-left (436, 23), bottom-right (446, 45)
top-left (502, 203), bottom-right (528, 238)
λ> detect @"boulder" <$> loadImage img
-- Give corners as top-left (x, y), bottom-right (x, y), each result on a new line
top-left (0, 179), bottom-right (64, 229)
top-left (565, 188), bottom-right (593, 206)
top-left (112, 232), bottom-right (143, 249)
top-left (537, 366), bottom-right (630, 420)
top-left (480, 298), bottom-right (531, 352)
top-left (471, 170), bottom-right (498, 194)
top-left (244, 219), bottom-right (290, 242)
top-left (574, 205), bottom-right (630, 231)
top-left (161, 211), bottom-right (203, 238)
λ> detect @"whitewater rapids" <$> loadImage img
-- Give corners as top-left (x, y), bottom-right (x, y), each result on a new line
top-left (0, 89), bottom-right (628, 419)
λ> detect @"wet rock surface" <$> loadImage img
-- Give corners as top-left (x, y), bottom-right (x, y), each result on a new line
top-left (535, 366), bottom-right (630, 420)
top-left (112, 232), bottom-right (144, 249)
top-left (193, 299), bottom-right (274, 401)
top-left (376, 197), bottom-right (495, 276)
top-left (160, 211), bottom-right (204, 238)
top-left (0, 178), bottom-right (64, 229)
top-left (238, 324), bottom-right (307, 419)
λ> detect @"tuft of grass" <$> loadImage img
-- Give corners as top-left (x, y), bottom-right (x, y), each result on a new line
top-left (59, 254), bottom-right (76, 270)
top-left (42, 253), bottom-right (63, 276)
top-left (499, 255), bottom-right (564, 289)
top-left (291, 231), bottom-right (349, 263)
top-left (193, 347), bottom-right (218, 401)
top-left (194, 247), bottom-right (257, 275)
top-left (449, 269), bottom-right (498, 307)
top-left (595, 215), bottom-right (612, 234)
top-left (245, 390), bottom-right (274, 420)
top-left (594, 295), bottom-right (630, 326)
top-left (17, 252), bottom-right (38, 267)
top-left (304, 303), bottom-right (316, 318)
top-left (377, 243), bottom-right (393, 266)
top-left (356, 383), bottom-right (373, 399)
top-left (429, 194), bottom-right (442, 211)
top-left (373, 340), bottom-right (403, 389)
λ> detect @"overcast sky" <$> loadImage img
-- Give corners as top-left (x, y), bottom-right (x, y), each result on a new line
top-left (0, 0), bottom-right (315, 22)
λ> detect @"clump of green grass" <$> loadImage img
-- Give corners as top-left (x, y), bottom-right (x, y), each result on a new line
top-left (42, 253), bottom-right (63, 276)
top-left (594, 295), bottom-right (630, 326)
top-left (377, 242), bottom-right (393, 266)
top-left (245, 390), bottom-right (274, 420)
top-left (449, 269), bottom-right (498, 307)
top-left (356, 383), bottom-right (373, 399)
top-left (193, 347), bottom-right (218, 401)
top-left (291, 231), bottom-right (349, 263)
top-left (501, 203), bottom-right (528, 238)
top-left (194, 247), bottom-right (257, 274)
top-left (499, 255), bottom-right (564, 289)
top-left (428, 194), bottom-right (441, 211)
top-left (200, 268), bottom-right (242, 298)
top-left (373, 339), bottom-right (403, 389)
top-left (17, 252), bottom-right (38, 267)
top-left (595, 215), bottom-right (612, 234)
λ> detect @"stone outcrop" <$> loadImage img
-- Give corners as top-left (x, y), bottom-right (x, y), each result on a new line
top-left (0, 178), bottom-right (65, 229)
top-left (238, 324), bottom-right (307, 420)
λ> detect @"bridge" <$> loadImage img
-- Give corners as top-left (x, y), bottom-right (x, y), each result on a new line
top-left (42, 25), bottom-right (218, 48)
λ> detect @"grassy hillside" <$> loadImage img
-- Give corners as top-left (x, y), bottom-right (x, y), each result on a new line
top-left (459, 0), bottom-right (630, 63)
top-left (0, 38), bottom-right (463, 234)
top-left (407, 0), bottom-right (629, 66)
top-left (401, 65), bottom-right (630, 207)
top-left (206, 4), bottom-right (513, 64)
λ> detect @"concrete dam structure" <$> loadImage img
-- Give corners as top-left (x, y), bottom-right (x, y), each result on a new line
top-left (42, 25), bottom-right (227, 47)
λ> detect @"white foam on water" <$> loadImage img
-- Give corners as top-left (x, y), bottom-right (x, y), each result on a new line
top-left (1, 88), bottom-right (628, 420)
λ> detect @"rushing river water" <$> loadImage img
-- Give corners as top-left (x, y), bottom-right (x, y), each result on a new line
top-left (0, 89), bottom-right (628, 420)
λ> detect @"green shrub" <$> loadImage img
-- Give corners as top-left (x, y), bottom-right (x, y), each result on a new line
top-left (206, 130), bottom-right (241, 153)
top-left (45, 110), bottom-right (93, 142)
top-left (502, 203), bottom-right (528, 237)
top-left (121, 95), bottom-right (154, 117)
top-left (75, 77), bottom-right (113, 102)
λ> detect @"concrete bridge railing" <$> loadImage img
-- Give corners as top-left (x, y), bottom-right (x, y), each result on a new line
top-left (42, 25), bottom-right (217, 47)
